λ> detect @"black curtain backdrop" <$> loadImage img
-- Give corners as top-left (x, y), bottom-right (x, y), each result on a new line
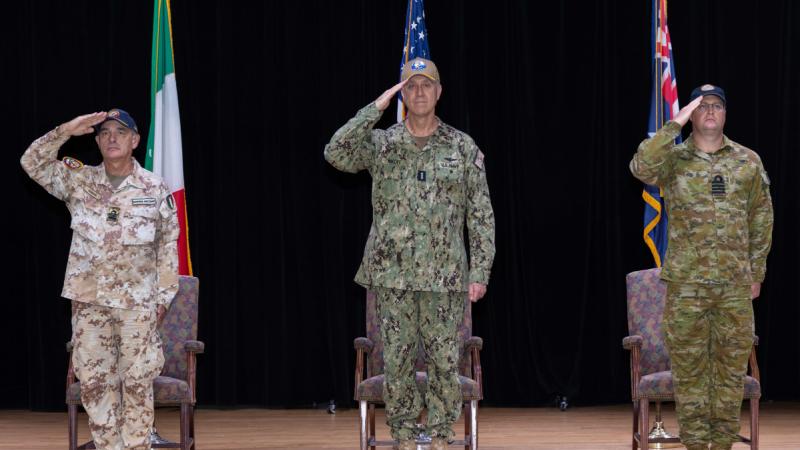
top-left (2, 1), bottom-right (798, 410)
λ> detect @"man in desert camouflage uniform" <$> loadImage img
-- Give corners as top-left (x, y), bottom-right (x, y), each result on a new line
top-left (630, 85), bottom-right (773, 450)
top-left (325, 57), bottom-right (495, 450)
top-left (21, 109), bottom-right (179, 450)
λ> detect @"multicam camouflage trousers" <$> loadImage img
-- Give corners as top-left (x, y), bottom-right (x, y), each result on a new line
top-left (72, 301), bottom-right (165, 450)
top-left (664, 283), bottom-right (754, 448)
top-left (375, 288), bottom-right (464, 442)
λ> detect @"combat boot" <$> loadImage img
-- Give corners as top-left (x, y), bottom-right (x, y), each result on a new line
top-left (395, 439), bottom-right (416, 450)
top-left (709, 444), bottom-right (732, 450)
top-left (430, 437), bottom-right (448, 450)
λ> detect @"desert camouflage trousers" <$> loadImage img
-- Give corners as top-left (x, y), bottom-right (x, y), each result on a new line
top-left (664, 283), bottom-right (754, 448)
top-left (375, 288), bottom-right (464, 441)
top-left (72, 301), bottom-right (165, 450)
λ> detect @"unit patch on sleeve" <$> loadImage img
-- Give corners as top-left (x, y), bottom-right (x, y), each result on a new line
top-left (62, 157), bottom-right (84, 170)
top-left (166, 194), bottom-right (176, 210)
top-left (473, 150), bottom-right (485, 171)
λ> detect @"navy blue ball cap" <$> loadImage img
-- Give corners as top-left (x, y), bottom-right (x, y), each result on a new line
top-left (689, 84), bottom-right (726, 105)
top-left (98, 108), bottom-right (138, 133)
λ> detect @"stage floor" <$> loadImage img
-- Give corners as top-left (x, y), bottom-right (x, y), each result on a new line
top-left (1, 402), bottom-right (797, 449)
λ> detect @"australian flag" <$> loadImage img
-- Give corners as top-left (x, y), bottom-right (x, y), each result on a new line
top-left (643, 0), bottom-right (681, 268)
top-left (397, 0), bottom-right (431, 122)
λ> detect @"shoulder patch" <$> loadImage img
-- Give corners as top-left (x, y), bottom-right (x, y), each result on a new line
top-left (166, 194), bottom-right (176, 210)
top-left (760, 169), bottom-right (771, 186)
top-left (473, 150), bottom-right (485, 171)
top-left (62, 157), bottom-right (84, 170)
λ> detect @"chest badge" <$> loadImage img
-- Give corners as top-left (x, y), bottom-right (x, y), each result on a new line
top-left (711, 175), bottom-right (726, 197)
top-left (107, 206), bottom-right (120, 223)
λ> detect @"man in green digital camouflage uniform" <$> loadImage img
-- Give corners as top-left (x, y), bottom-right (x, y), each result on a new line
top-left (325, 57), bottom-right (495, 450)
top-left (630, 85), bottom-right (773, 450)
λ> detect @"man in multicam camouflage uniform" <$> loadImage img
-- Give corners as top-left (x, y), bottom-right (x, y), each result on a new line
top-left (325, 57), bottom-right (495, 450)
top-left (21, 109), bottom-right (179, 450)
top-left (630, 85), bottom-right (773, 450)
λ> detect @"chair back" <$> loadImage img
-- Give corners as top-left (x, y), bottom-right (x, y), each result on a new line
top-left (365, 290), bottom-right (473, 377)
top-left (159, 276), bottom-right (200, 380)
top-left (626, 268), bottom-right (670, 375)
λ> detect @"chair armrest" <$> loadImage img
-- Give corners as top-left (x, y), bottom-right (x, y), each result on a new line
top-left (464, 336), bottom-right (483, 351)
top-left (185, 340), bottom-right (205, 354)
top-left (622, 335), bottom-right (642, 350)
top-left (354, 337), bottom-right (373, 352)
top-left (353, 337), bottom-right (373, 398)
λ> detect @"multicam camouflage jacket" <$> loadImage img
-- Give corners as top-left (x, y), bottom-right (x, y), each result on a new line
top-left (21, 127), bottom-right (179, 310)
top-left (630, 120), bottom-right (773, 284)
top-left (325, 103), bottom-right (495, 292)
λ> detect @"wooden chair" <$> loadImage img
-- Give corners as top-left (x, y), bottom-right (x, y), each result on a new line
top-left (622, 268), bottom-right (760, 449)
top-left (67, 276), bottom-right (204, 450)
top-left (354, 291), bottom-right (483, 450)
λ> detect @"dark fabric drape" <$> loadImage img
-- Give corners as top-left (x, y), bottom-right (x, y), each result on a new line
top-left (2, 1), bottom-right (798, 410)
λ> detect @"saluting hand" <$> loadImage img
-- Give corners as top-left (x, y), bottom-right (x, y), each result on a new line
top-left (469, 283), bottom-right (487, 303)
top-left (375, 80), bottom-right (408, 111)
top-left (59, 112), bottom-right (108, 137)
top-left (673, 96), bottom-right (704, 127)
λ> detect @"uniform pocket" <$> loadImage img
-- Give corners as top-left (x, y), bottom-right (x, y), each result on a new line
top-left (121, 207), bottom-right (158, 245)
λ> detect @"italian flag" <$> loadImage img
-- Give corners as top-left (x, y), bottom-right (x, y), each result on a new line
top-left (147, 0), bottom-right (192, 275)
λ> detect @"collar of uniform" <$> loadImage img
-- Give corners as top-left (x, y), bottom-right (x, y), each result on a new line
top-left (685, 133), bottom-right (735, 160)
top-left (100, 158), bottom-right (147, 191)
top-left (402, 116), bottom-right (445, 151)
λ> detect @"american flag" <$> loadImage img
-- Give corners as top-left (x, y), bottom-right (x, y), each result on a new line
top-left (397, 0), bottom-right (431, 122)
top-left (642, 0), bottom-right (681, 268)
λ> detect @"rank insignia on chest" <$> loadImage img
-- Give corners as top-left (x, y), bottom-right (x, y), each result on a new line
top-left (107, 206), bottom-right (120, 223)
top-left (711, 175), bottom-right (726, 197)
top-left (132, 197), bottom-right (157, 206)
top-left (417, 170), bottom-right (426, 182)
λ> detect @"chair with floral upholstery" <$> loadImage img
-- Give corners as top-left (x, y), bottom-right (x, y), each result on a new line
top-left (354, 290), bottom-right (483, 450)
top-left (622, 268), bottom-right (760, 449)
top-left (67, 275), bottom-right (204, 450)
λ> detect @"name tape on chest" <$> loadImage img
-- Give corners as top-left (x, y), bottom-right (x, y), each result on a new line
top-left (132, 197), bottom-right (157, 206)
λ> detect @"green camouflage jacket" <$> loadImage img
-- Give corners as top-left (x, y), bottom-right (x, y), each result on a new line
top-left (630, 120), bottom-right (773, 284)
top-left (325, 103), bottom-right (495, 292)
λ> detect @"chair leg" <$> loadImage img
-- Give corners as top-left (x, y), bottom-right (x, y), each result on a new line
top-left (469, 400), bottom-right (478, 450)
top-left (632, 401), bottom-right (639, 450)
top-left (180, 403), bottom-right (191, 450)
top-left (369, 404), bottom-right (376, 450)
top-left (68, 404), bottom-right (78, 450)
top-left (359, 401), bottom-right (368, 450)
top-left (189, 404), bottom-right (196, 450)
top-left (750, 397), bottom-right (759, 450)
top-left (463, 403), bottom-right (470, 450)
top-left (639, 399), bottom-right (649, 449)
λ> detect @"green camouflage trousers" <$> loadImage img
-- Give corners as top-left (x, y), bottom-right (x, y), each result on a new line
top-left (664, 283), bottom-right (754, 448)
top-left (72, 301), bottom-right (165, 450)
top-left (376, 288), bottom-right (464, 441)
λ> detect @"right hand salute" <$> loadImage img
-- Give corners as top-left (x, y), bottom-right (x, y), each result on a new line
top-left (375, 80), bottom-right (408, 111)
top-left (674, 95), bottom-right (704, 127)
top-left (59, 112), bottom-right (108, 137)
